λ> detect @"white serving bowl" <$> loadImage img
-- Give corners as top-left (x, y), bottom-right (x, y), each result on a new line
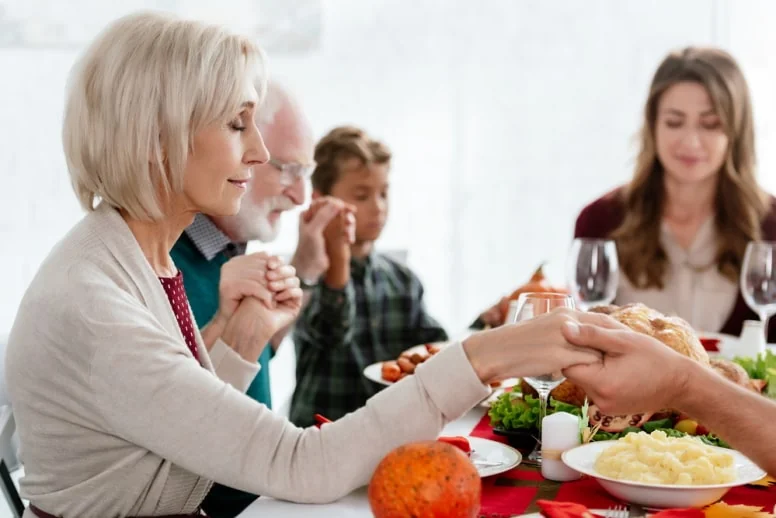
top-left (562, 440), bottom-right (766, 509)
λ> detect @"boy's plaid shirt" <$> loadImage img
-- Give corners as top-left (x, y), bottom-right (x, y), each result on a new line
top-left (289, 252), bottom-right (448, 427)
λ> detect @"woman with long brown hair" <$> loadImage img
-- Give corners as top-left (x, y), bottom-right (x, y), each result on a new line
top-left (575, 46), bottom-right (776, 342)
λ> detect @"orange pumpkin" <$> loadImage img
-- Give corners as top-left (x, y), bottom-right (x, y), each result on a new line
top-left (368, 441), bottom-right (481, 518)
top-left (498, 263), bottom-right (569, 323)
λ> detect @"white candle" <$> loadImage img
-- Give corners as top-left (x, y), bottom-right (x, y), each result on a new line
top-left (540, 411), bottom-right (581, 481)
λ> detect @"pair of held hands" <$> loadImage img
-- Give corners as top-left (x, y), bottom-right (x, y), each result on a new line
top-left (474, 308), bottom-right (694, 417)
top-left (213, 197), bottom-right (356, 360)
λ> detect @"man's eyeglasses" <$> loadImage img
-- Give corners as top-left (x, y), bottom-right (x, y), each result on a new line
top-left (268, 158), bottom-right (316, 186)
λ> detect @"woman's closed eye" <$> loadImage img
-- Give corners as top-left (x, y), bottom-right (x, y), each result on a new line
top-left (229, 118), bottom-right (246, 131)
top-left (228, 111), bottom-right (249, 131)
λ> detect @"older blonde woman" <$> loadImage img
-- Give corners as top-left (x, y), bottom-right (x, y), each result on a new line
top-left (7, 11), bottom-right (610, 518)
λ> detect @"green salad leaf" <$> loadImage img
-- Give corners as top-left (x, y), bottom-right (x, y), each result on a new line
top-left (488, 393), bottom-right (580, 430)
top-left (733, 350), bottom-right (776, 399)
top-left (642, 418), bottom-right (673, 433)
top-left (489, 392), bottom-right (730, 448)
top-left (487, 393), bottom-right (541, 430)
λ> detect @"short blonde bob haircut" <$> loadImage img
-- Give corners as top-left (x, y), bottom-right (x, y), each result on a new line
top-left (64, 11), bottom-right (266, 221)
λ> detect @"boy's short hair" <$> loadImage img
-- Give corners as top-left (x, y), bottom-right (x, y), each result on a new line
top-left (311, 126), bottom-right (391, 195)
top-left (64, 11), bottom-right (266, 221)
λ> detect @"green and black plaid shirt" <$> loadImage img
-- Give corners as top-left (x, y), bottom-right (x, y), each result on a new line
top-left (289, 252), bottom-right (448, 427)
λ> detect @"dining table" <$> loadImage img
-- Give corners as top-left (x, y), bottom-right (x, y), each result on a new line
top-left (237, 400), bottom-right (776, 518)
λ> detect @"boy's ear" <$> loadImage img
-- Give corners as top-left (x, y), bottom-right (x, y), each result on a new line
top-left (311, 190), bottom-right (322, 200)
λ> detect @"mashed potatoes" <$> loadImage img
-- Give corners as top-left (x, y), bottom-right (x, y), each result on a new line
top-left (594, 431), bottom-right (736, 485)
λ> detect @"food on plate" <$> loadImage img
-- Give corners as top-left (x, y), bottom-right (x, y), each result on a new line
top-left (589, 303), bottom-right (709, 364)
top-left (497, 263), bottom-right (569, 324)
top-left (489, 303), bottom-right (765, 448)
top-left (520, 379), bottom-right (587, 407)
top-left (380, 343), bottom-right (443, 382)
top-left (368, 441), bottom-right (480, 518)
top-left (380, 343), bottom-right (503, 386)
top-left (587, 404), bottom-right (653, 433)
top-left (711, 358), bottom-right (763, 392)
top-left (705, 502), bottom-right (776, 517)
top-left (733, 349), bottom-right (776, 398)
top-left (594, 430), bottom-right (736, 486)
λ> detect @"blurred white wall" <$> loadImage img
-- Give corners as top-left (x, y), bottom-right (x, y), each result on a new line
top-left (1, 0), bottom-right (775, 340)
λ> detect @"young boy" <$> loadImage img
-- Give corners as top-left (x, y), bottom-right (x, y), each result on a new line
top-left (289, 126), bottom-right (448, 427)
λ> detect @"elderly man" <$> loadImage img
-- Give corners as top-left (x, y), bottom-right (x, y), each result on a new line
top-left (170, 80), bottom-right (346, 518)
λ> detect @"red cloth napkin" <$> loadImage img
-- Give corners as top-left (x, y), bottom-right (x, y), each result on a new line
top-left (536, 500), bottom-right (705, 517)
top-left (479, 468), bottom-right (544, 516)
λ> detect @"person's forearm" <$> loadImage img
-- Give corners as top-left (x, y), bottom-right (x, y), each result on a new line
top-left (461, 326), bottom-right (518, 384)
top-left (201, 312), bottom-right (228, 351)
top-left (678, 361), bottom-right (776, 475)
top-left (324, 252), bottom-right (349, 289)
top-left (221, 324), bottom-right (272, 364)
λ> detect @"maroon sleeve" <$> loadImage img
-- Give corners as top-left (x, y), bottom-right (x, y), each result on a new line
top-left (574, 188), bottom-right (627, 239)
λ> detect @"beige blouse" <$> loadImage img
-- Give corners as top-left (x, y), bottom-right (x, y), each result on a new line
top-left (617, 217), bottom-right (738, 334)
top-left (6, 204), bottom-right (489, 517)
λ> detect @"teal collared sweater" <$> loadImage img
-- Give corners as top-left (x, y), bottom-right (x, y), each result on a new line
top-left (170, 233), bottom-right (273, 408)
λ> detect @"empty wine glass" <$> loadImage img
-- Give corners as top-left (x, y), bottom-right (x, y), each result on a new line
top-left (567, 238), bottom-right (619, 311)
top-left (513, 292), bottom-right (576, 462)
top-left (741, 241), bottom-right (776, 338)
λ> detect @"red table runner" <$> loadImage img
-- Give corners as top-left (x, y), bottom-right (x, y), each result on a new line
top-left (470, 413), bottom-right (776, 517)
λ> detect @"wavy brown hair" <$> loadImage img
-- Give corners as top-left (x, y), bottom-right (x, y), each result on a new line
top-left (311, 126), bottom-right (392, 195)
top-left (613, 46), bottom-right (768, 289)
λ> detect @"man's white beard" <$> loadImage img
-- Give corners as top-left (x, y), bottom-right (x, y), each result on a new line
top-left (234, 196), bottom-right (296, 243)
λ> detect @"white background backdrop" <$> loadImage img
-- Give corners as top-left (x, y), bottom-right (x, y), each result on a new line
top-left (2, 0), bottom-right (776, 339)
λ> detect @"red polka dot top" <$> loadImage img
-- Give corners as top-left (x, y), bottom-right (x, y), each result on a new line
top-left (158, 272), bottom-right (201, 365)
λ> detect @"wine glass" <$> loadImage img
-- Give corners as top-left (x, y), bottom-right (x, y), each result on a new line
top-left (513, 292), bottom-right (576, 462)
top-left (567, 238), bottom-right (619, 311)
top-left (741, 242), bottom-right (776, 338)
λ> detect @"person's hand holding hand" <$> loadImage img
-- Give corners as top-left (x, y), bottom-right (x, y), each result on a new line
top-left (560, 320), bottom-right (694, 415)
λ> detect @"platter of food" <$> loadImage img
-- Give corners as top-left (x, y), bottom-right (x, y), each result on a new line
top-left (487, 303), bottom-right (772, 451)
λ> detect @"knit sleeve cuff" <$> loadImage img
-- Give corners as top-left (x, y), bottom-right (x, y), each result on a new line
top-left (414, 341), bottom-right (490, 420)
top-left (209, 338), bottom-right (261, 393)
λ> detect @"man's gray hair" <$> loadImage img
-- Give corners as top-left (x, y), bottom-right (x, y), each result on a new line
top-left (256, 80), bottom-right (290, 127)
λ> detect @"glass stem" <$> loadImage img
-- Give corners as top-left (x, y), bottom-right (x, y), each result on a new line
top-left (538, 390), bottom-right (550, 429)
top-left (762, 312), bottom-right (771, 342)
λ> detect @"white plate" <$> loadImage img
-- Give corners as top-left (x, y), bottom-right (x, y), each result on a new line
top-left (468, 436), bottom-right (522, 478)
top-left (363, 361), bottom-right (392, 386)
top-left (562, 440), bottom-right (766, 509)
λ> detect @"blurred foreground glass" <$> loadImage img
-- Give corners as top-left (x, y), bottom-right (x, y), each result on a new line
top-left (512, 292), bottom-right (576, 463)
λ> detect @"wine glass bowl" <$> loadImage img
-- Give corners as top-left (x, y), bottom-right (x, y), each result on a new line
top-left (567, 238), bottom-right (619, 311)
top-left (741, 242), bottom-right (776, 335)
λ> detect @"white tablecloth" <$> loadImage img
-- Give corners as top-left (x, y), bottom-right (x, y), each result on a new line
top-left (237, 407), bottom-right (487, 517)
